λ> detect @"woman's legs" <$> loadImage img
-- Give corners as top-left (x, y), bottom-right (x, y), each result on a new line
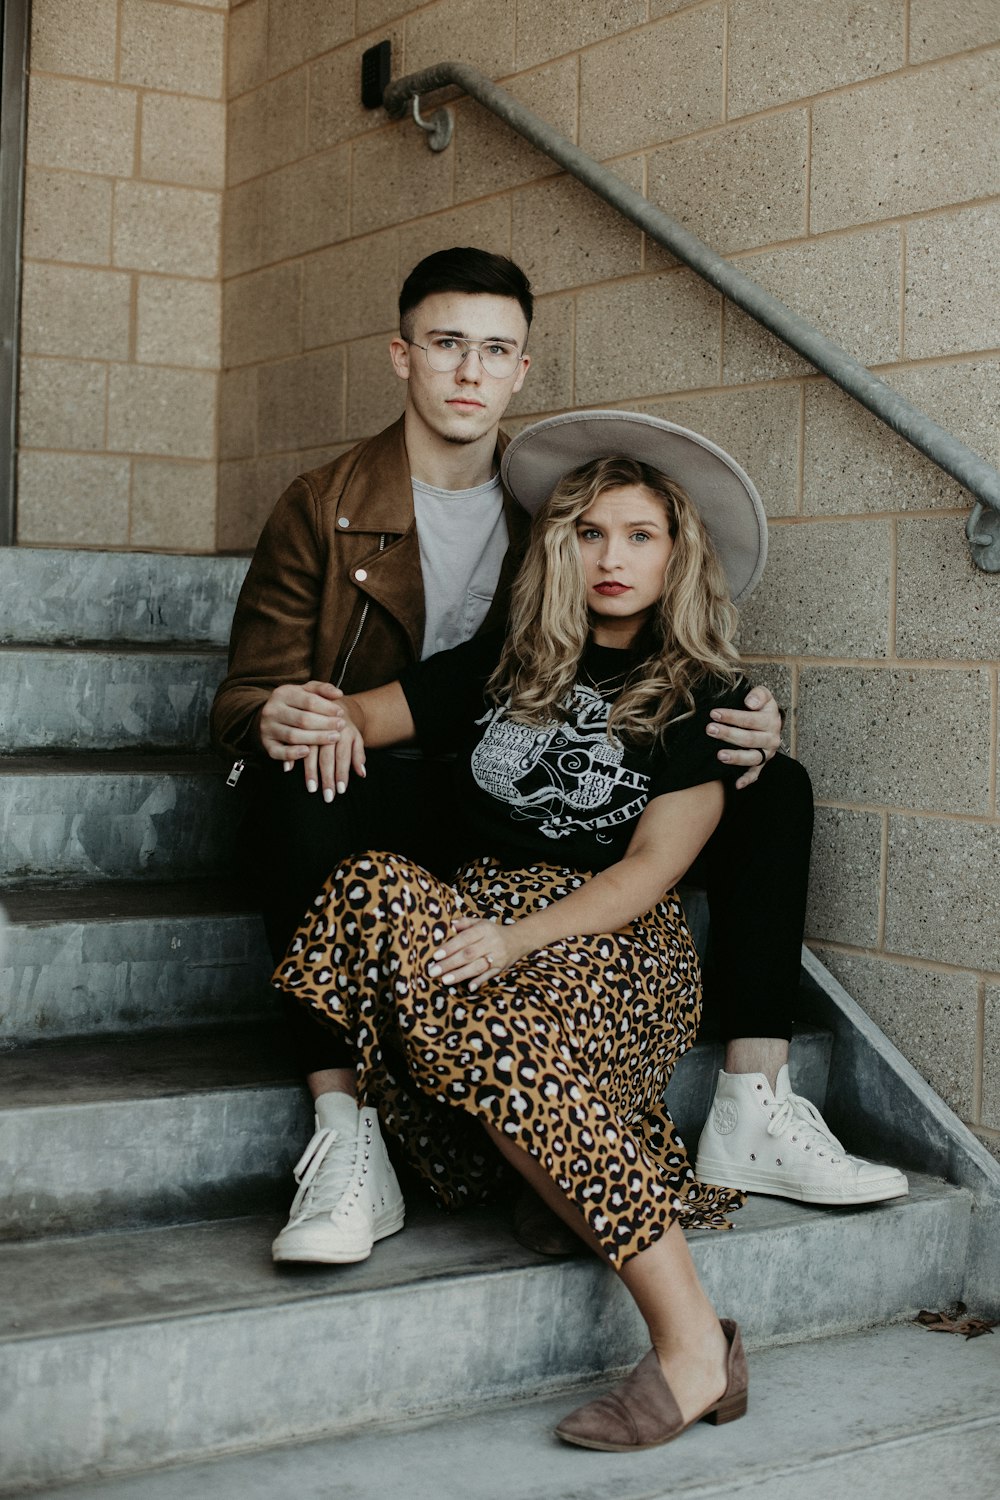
top-left (490, 1127), bottom-right (729, 1425)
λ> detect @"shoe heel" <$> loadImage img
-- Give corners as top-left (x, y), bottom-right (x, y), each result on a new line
top-left (702, 1390), bottom-right (748, 1426)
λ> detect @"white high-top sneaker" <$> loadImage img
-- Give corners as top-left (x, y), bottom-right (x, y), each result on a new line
top-left (272, 1092), bottom-right (405, 1264)
top-left (695, 1066), bottom-right (909, 1206)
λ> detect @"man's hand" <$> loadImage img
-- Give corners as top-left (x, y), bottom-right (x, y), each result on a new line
top-left (706, 684), bottom-right (782, 790)
top-left (257, 680), bottom-right (346, 787)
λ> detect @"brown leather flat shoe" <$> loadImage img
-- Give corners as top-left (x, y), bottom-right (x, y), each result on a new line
top-left (554, 1319), bottom-right (747, 1452)
top-left (511, 1185), bottom-right (583, 1258)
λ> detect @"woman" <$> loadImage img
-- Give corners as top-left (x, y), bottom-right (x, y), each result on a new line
top-left (273, 411), bottom-right (767, 1452)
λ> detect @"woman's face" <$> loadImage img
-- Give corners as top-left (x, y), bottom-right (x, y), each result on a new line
top-left (574, 483), bottom-right (675, 646)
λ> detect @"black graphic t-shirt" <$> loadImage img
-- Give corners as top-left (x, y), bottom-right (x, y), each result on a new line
top-left (400, 631), bottom-right (747, 873)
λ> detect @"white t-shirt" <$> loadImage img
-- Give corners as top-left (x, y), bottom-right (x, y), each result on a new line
top-left (412, 474), bottom-right (508, 659)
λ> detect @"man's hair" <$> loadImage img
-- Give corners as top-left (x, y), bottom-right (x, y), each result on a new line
top-left (398, 247), bottom-right (534, 340)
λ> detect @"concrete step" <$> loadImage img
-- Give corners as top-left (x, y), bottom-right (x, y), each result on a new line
top-left (0, 753), bottom-right (235, 883)
top-left (0, 1178), bottom-right (972, 1493)
top-left (0, 644), bottom-right (226, 752)
top-left (0, 546), bottom-right (247, 647)
top-left (26, 1321), bottom-right (996, 1500)
top-left (0, 1025), bottom-right (832, 1241)
top-left (2, 880), bottom-right (272, 1044)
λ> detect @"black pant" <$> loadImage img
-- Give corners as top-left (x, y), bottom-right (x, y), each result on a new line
top-left (243, 751), bottom-right (813, 1073)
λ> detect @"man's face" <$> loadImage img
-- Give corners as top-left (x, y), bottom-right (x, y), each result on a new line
top-left (390, 291), bottom-right (530, 447)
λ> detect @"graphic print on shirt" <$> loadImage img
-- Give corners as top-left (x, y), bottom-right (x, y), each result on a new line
top-left (470, 686), bottom-right (649, 844)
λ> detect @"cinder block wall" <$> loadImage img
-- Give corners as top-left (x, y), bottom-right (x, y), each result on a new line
top-left (15, 1), bottom-right (1000, 1160)
top-left (17, 0), bottom-right (227, 550)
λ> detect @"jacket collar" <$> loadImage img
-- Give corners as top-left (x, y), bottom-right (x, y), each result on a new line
top-left (337, 415), bottom-right (518, 535)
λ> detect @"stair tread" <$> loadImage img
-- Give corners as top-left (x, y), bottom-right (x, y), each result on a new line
top-left (0, 642), bottom-right (225, 658)
top-left (3, 877), bottom-right (254, 925)
top-left (0, 1020), bottom-right (294, 1104)
top-left (35, 1322), bottom-right (999, 1500)
top-left (0, 751), bottom-right (222, 774)
top-left (0, 1172), bottom-right (963, 1344)
top-left (0, 1020), bottom-right (831, 1109)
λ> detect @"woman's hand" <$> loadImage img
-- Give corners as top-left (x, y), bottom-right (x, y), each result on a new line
top-left (706, 685), bottom-right (783, 789)
top-left (428, 915), bottom-right (530, 991)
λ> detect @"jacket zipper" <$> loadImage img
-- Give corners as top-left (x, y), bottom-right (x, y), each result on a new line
top-left (336, 532), bottom-right (386, 688)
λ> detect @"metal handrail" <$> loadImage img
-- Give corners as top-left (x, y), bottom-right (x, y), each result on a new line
top-left (384, 62), bottom-right (1000, 573)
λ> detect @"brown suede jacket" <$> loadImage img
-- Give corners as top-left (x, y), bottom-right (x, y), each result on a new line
top-left (210, 416), bottom-right (530, 766)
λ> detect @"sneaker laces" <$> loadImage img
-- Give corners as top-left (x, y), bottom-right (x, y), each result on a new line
top-left (765, 1091), bottom-right (847, 1162)
top-left (288, 1125), bottom-right (362, 1223)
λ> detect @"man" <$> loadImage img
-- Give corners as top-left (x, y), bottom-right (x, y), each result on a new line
top-left (211, 247), bottom-right (906, 1267)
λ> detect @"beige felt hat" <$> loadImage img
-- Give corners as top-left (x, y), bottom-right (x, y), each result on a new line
top-left (500, 409), bottom-right (768, 605)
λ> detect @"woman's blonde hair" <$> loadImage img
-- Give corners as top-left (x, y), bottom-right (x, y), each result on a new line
top-left (488, 455), bottom-right (741, 744)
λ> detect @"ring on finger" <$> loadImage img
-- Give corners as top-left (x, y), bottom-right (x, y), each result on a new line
top-left (482, 953), bottom-right (493, 968)
top-left (755, 747), bottom-right (766, 766)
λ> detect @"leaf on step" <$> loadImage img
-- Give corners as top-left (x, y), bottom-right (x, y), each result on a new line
top-left (913, 1303), bottom-right (998, 1340)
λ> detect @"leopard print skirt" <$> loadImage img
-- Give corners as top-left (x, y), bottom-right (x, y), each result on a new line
top-left (273, 852), bottom-right (744, 1265)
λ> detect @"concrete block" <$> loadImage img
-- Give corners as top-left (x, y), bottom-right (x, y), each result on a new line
top-left (228, 73), bottom-right (307, 185)
top-left (2, 899), bottom-right (272, 1044)
top-left (625, 384), bottom-right (801, 519)
top-left (580, 6), bottom-right (724, 159)
top-left (0, 647), bottom-right (225, 753)
top-left (219, 366), bottom-right (257, 463)
top-left (120, 0), bottom-right (224, 99)
top-left (308, 25), bottom-right (406, 151)
top-left (806, 806), bottom-right (883, 948)
top-left (723, 227), bottom-right (901, 383)
top-left (217, 453), bottom-right (314, 553)
top-left (131, 461), bottom-right (217, 553)
top-left (885, 815), bottom-right (1000, 973)
top-left (911, 0), bottom-right (1000, 62)
top-left (506, 294), bottom-right (574, 418)
top-left (19, 263), bottom-right (131, 362)
top-left (266, 0), bottom-right (353, 76)
top-left (0, 547), bottom-right (247, 645)
top-left (113, 182), bottom-right (221, 279)
top-left (140, 95), bottom-right (225, 189)
top-left (797, 666), bottom-right (993, 815)
top-left (0, 1182), bottom-right (970, 1491)
top-left (358, 0), bottom-right (411, 26)
top-left (516, 0), bottom-right (647, 72)
top-left (107, 366), bottom-right (217, 461)
top-left (223, 263), bottom-right (302, 367)
top-left (22, 168), bottom-right (113, 266)
top-left (575, 270), bottom-right (721, 405)
top-left (648, 110), bottom-right (807, 256)
top-left (812, 947), bottom-right (980, 1122)
top-left (222, 180), bottom-right (262, 278)
top-left (227, 0), bottom-right (267, 98)
top-left (984, 985), bottom-right (1000, 1129)
top-left (512, 174), bottom-right (643, 294)
top-left (136, 278), bottom-right (221, 370)
top-left (351, 124), bottom-right (454, 238)
top-left (29, 0), bottom-right (118, 80)
top-left (0, 758), bottom-right (236, 883)
top-left (260, 148), bottom-right (350, 264)
top-left (26, 75), bottom-right (136, 177)
top-left (728, 0), bottom-right (904, 118)
top-left (812, 52), bottom-right (1000, 234)
top-left (803, 362), bottom-right (1000, 514)
top-left (17, 357), bottom-right (107, 453)
top-left (257, 349), bottom-right (346, 455)
top-left (399, 200), bottom-right (511, 282)
top-left (895, 518), bottom-right (1000, 661)
top-left (16, 452), bottom-right (130, 548)
top-left (345, 336), bottom-right (405, 443)
top-left (738, 520), bottom-right (891, 657)
top-left (905, 204), bottom-right (1000, 359)
top-left (303, 231), bottom-right (400, 349)
top-left (407, 0), bottom-right (516, 75)
top-left (455, 59), bottom-right (577, 201)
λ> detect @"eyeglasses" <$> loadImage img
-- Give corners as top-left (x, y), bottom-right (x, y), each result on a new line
top-left (406, 335), bottom-right (524, 379)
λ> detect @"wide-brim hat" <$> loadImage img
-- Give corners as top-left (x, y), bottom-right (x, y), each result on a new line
top-left (500, 409), bottom-right (768, 604)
